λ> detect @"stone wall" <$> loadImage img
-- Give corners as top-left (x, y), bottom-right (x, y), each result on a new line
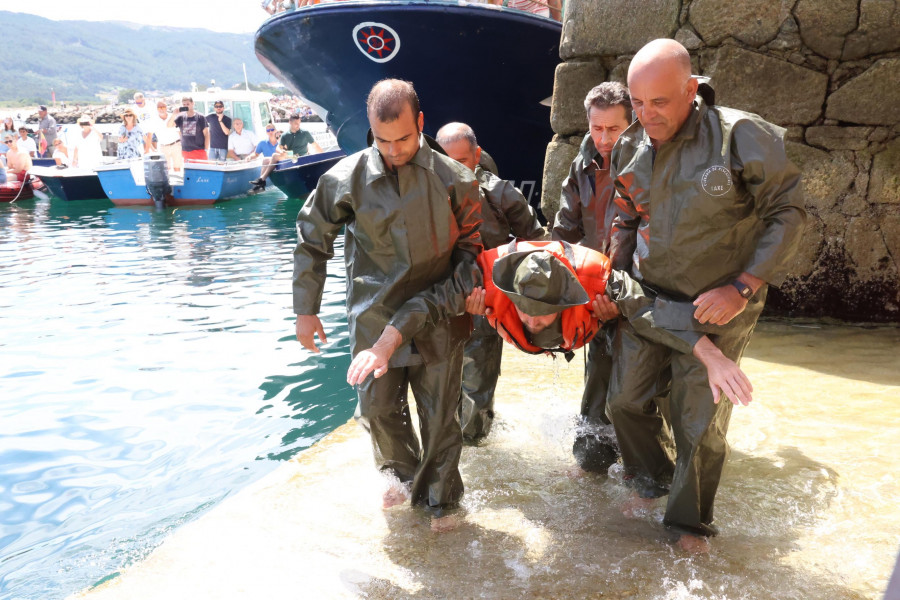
top-left (542, 0), bottom-right (900, 321)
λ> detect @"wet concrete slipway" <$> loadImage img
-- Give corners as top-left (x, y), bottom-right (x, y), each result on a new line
top-left (73, 321), bottom-right (900, 600)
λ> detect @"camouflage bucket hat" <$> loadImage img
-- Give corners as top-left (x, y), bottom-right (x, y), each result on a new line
top-left (493, 250), bottom-right (589, 317)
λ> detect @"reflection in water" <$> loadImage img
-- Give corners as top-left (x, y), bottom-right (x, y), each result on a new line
top-left (0, 194), bottom-right (356, 599)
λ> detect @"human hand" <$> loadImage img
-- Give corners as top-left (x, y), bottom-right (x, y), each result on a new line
top-left (465, 286), bottom-right (488, 316)
top-left (693, 285), bottom-right (747, 325)
top-left (692, 337), bottom-right (753, 405)
top-left (295, 314), bottom-right (326, 352)
top-left (346, 325), bottom-right (402, 385)
top-left (591, 293), bottom-right (620, 322)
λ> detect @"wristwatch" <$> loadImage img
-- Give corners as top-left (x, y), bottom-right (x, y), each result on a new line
top-left (731, 279), bottom-right (753, 299)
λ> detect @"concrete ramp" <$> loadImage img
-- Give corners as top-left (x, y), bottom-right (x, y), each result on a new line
top-left (74, 322), bottom-right (900, 600)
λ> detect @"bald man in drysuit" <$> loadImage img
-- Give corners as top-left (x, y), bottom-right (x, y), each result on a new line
top-left (606, 39), bottom-right (806, 553)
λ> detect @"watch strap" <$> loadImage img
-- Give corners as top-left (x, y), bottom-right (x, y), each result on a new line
top-left (731, 279), bottom-right (753, 299)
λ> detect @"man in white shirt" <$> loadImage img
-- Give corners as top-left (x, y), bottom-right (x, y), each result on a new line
top-left (16, 128), bottom-right (37, 157)
top-left (145, 101), bottom-right (183, 172)
top-left (133, 92), bottom-right (157, 150)
top-left (227, 119), bottom-right (258, 160)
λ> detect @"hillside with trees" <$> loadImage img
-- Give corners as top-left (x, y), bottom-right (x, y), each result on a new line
top-left (1, 11), bottom-right (275, 106)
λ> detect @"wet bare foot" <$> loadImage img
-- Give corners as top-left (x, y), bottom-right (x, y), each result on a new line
top-left (382, 485), bottom-right (408, 509)
top-left (621, 493), bottom-right (656, 519)
top-left (430, 514), bottom-right (460, 533)
top-left (677, 533), bottom-right (710, 554)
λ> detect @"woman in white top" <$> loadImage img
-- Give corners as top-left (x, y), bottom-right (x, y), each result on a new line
top-left (52, 139), bottom-right (72, 167)
top-left (71, 117), bottom-right (103, 171)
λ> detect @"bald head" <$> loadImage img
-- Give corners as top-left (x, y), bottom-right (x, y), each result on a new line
top-left (626, 39), bottom-right (698, 147)
top-left (436, 122), bottom-right (481, 172)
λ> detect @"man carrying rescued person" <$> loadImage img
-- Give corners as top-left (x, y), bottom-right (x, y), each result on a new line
top-left (551, 81), bottom-right (634, 476)
top-left (292, 79), bottom-right (483, 533)
top-left (606, 38), bottom-right (806, 553)
top-left (436, 121), bottom-right (546, 442)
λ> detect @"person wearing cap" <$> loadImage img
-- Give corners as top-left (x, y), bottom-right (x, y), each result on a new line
top-left (71, 116), bottom-right (103, 171)
top-left (293, 79), bottom-right (482, 533)
top-left (117, 109), bottom-right (145, 160)
top-left (206, 100), bottom-right (233, 162)
top-left (37, 105), bottom-right (58, 158)
top-left (606, 39), bottom-right (805, 553)
top-left (168, 97), bottom-right (208, 162)
top-left (436, 121), bottom-right (546, 442)
top-left (551, 81), bottom-right (638, 476)
top-left (227, 119), bottom-right (258, 161)
top-left (132, 92), bottom-right (155, 123)
top-left (16, 127), bottom-right (37, 158)
top-left (250, 113), bottom-right (322, 190)
top-left (467, 241), bottom-right (753, 414)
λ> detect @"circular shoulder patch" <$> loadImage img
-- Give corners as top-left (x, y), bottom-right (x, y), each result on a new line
top-left (353, 22), bottom-right (401, 63)
top-left (700, 165), bottom-right (733, 197)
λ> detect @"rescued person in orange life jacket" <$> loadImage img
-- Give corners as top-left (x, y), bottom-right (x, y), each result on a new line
top-left (466, 240), bottom-right (754, 409)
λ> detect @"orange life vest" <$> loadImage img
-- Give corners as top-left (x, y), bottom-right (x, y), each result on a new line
top-left (477, 239), bottom-right (611, 355)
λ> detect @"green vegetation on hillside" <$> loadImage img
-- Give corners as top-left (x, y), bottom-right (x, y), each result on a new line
top-left (1, 11), bottom-right (276, 106)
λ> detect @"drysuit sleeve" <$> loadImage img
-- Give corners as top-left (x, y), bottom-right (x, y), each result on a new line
top-left (292, 172), bottom-right (353, 315)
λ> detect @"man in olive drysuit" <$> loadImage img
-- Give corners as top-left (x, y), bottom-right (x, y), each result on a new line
top-left (607, 39), bottom-right (806, 552)
top-left (436, 121), bottom-right (546, 442)
top-left (551, 81), bottom-right (636, 474)
top-left (292, 79), bottom-right (483, 532)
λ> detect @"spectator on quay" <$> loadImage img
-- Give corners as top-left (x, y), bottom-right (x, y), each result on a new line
top-left (16, 127), bottom-right (37, 158)
top-left (490, 0), bottom-right (561, 20)
top-left (226, 118), bottom-right (257, 160)
top-left (2, 117), bottom-right (14, 136)
top-left (71, 115), bottom-right (103, 171)
top-left (52, 139), bottom-right (71, 167)
top-left (206, 100), bottom-right (232, 162)
top-left (168, 97), bottom-right (208, 162)
top-left (250, 113), bottom-right (322, 190)
top-left (147, 101), bottom-right (183, 172)
top-left (0, 136), bottom-right (9, 166)
top-left (37, 105), bottom-right (58, 157)
top-left (117, 109), bottom-right (146, 160)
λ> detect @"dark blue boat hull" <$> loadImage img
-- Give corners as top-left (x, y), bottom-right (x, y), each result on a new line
top-left (40, 173), bottom-right (107, 202)
top-left (255, 2), bottom-right (560, 215)
top-left (269, 150), bottom-right (346, 200)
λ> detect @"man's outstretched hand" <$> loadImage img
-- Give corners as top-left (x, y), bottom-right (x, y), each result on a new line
top-left (347, 325), bottom-right (403, 386)
top-left (692, 336), bottom-right (753, 406)
top-left (296, 314), bottom-right (327, 352)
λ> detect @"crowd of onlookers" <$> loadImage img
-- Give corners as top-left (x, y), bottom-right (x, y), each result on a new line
top-left (260, 0), bottom-right (561, 20)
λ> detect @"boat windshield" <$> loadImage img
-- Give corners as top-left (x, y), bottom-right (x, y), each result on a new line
top-left (233, 102), bottom-right (256, 133)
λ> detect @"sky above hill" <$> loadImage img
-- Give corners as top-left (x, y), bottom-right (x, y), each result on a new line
top-left (0, 1), bottom-right (267, 34)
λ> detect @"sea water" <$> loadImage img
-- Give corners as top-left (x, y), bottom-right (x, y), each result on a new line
top-left (0, 192), bottom-right (356, 599)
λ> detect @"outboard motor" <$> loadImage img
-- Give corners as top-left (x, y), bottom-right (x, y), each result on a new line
top-left (143, 153), bottom-right (171, 209)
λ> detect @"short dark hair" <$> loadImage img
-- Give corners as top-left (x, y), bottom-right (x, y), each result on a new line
top-left (366, 79), bottom-right (420, 124)
top-left (289, 114), bottom-right (300, 120)
top-left (584, 82), bottom-right (632, 121)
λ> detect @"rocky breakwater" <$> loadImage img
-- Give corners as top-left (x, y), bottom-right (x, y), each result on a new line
top-left (542, 0), bottom-right (900, 322)
top-left (23, 105), bottom-right (153, 125)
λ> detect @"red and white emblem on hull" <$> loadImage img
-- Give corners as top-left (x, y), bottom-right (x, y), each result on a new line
top-left (353, 22), bottom-right (401, 63)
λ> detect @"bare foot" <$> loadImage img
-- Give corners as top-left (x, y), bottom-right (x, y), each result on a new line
top-left (621, 493), bottom-right (656, 519)
top-left (676, 534), bottom-right (710, 554)
top-left (382, 485), bottom-right (408, 509)
top-left (430, 514), bottom-right (460, 533)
